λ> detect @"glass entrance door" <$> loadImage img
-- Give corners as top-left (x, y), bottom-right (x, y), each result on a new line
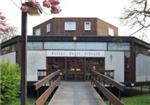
top-left (66, 58), bottom-right (85, 80)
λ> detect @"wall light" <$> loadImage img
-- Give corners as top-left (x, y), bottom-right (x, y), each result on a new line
top-left (73, 36), bottom-right (77, 41)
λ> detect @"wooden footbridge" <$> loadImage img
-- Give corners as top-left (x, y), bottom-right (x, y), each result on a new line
top-left (34, 70), bottom-right (125, 105)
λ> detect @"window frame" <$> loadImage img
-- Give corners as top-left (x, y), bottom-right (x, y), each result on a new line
top-left (46, 23), bottom-right (51, 33)
top-left (64, 22), bottom-right (76, 31)
top-left (84, 21), bottom-right (91, 31)
top-left (108, 27), bottom-right (114, 36)
top-left (35, 28), bottom-right (41, 36)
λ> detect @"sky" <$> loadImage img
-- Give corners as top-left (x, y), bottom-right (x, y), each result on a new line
top-left (0, 0), bottom-right (150, 43)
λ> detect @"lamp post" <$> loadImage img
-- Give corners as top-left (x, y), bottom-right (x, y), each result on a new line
top-left (21, 11), bottom-right (27, 105)
top-left (20, 1), bottom-right (61, 105)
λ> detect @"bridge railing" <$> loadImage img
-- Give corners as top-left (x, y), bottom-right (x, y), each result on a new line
top-left (100, 70), bottom-right (114, 79)
top-left (34, 70), bottom-right (61, 105)
top-left (91, 70), bottom-right (125, 105)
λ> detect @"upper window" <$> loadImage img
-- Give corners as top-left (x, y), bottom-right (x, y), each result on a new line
top-left (84, 21), bottom-right (91, 31)
top-left (35, 28), bottom-right (41, 36)
top-left (108, 27), bottom-right (114, 36)
top-left (46, 24), bottom-right (51, 32)
top-left (64, 22), bottom-right (76, 31)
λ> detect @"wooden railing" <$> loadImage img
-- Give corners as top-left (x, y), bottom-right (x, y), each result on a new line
top-left (34, 70), bottom-right (61, 105)
top-left (100, 70), bottom-right (114, 79)
top-left (91, 70), bottom-right (125, 105)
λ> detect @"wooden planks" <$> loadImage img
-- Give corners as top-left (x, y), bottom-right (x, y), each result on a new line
top-left (48, 82), bottom-right (106, 105)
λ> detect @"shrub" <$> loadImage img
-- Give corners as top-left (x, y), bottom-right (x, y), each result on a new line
top-left (0, 61), bottom-right (20, 105)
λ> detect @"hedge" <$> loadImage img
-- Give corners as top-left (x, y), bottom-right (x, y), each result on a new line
top-left (0, 61), bottom-right (20, 105)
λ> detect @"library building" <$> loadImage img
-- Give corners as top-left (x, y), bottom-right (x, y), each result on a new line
top-left (1, 17), bottom-right (150, 87)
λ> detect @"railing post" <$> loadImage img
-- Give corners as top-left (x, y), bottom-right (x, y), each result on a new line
top-left (118, 90), bottom-right (121, 100)
top-left (91, 70), bottom-right (93, 85)
top-left (36, 90), bottom-right (39, 100)
top-left (109, 84), bottom-right (112, 105)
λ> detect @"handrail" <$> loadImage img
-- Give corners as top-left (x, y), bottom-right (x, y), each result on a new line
top-left (34, 70), bottom-right (61, 105)
top-left (35, 70), bottom-right (60, 90)
top-left (92, 70), bottom-right (125, 91)
top-left (92, 70), bottom-right (125, 105)
top-left (94, 79), bottom-right (124, 105)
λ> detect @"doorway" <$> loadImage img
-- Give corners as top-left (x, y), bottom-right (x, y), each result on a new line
top-left (66, 58), bottom-right (85, 80)
top-left (46, 57), bottom-right (105, 81)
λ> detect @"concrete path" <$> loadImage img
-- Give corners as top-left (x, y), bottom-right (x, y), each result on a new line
top-left (48, 81), bottom-right (106, 105)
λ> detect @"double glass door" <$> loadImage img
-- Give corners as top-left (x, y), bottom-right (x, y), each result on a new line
top-left (46, 57), bottom-right (105, 81)
top-left (66, 58), bottom-right (85, 80)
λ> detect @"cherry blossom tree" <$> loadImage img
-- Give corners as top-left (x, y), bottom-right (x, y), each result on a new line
top-left (0, 12), bottom-right (8, 33)
top-left (0, 12), bottom-right (18, 42)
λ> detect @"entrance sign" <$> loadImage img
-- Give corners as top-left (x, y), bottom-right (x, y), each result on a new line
top-left (46, 50), bottom-right (105, 57)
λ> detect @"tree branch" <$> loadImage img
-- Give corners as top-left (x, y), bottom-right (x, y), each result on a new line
top-left (129, 26), bottom-right (144, 36)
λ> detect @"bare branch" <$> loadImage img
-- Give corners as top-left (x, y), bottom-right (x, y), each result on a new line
top-left (121, 0), bottom-right (150, 35)
top-left (129, 26), bottom-right (145, 36)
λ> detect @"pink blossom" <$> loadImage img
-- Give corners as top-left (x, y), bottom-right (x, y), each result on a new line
top-left (51, 5), bottom-right (61, 14)
top-left (0, 15), bottom-right (6, 20)
top-left (20, 5), bottom-right (29, 12)
top-left (19, 0), bottom-right (61, 15)
top-left (28, 0), bottom-right (34, 3)
top-left (0, 28), bottom-right (4, 32)
top-left (43, 0), bottom-right (51, 8)
top-left (49, 0), bottom-right (60, 5)
top-left (4, 27), bottom-right (9, 32)
top-left (0, 28), bottom-right (8, 32)
top-left (0, 24), bottom-right (8, 33)
top-left (0, 12), bottom-right (6, 20)
top-left (32, 1), bottom-right (40, 9)
top-left (0, 20), bottom-right (6, 26)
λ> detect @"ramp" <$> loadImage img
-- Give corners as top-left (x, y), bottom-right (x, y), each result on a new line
top-left (48, 81), bottom-right (106, 105)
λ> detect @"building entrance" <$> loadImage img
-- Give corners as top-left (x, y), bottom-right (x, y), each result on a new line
top-left (66, 58), bottom-right (85, 80)
top-left (46, 57), bottom-right (105, 81)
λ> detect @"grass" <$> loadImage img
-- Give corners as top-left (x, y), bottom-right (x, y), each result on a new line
top-left (106, 94), bottom-right (150, 105)
top-left (12, 97), bottom-right (49, 105)
top-left (12, 98), bottom-right (35, 105)
top-left (123, 94), bottom-right (150, 105)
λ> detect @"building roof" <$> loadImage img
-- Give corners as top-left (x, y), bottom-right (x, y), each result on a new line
top-left (1, 35), bottom-right (150, 49)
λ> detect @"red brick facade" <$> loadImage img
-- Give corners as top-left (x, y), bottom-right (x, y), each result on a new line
top-left (33, 17), bottom-right (118, 36)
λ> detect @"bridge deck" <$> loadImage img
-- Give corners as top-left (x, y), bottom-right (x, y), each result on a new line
top-left (48, 81), bottom-right (106, 105)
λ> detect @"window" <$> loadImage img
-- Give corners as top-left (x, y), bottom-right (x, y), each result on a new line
top-left (35, 28), bottom-right (41, 36)
top-left (44, 42), bottom-right (107, 50)
top-left (84, 21), bottom-right (91, 31)
top-left (46, 24), bottom-right (51, 32)
top-left (108, 42), bottom-right (130, 51)
top-left (27, 42), bottom-right (43, 50)
top-left (64, 22), bottom-right (76, 31)
top-left (108, 27), bottom-right (114, 36)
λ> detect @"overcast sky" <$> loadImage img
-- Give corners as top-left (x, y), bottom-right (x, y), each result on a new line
top-left (0, 0), bottom-right (150, 42)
